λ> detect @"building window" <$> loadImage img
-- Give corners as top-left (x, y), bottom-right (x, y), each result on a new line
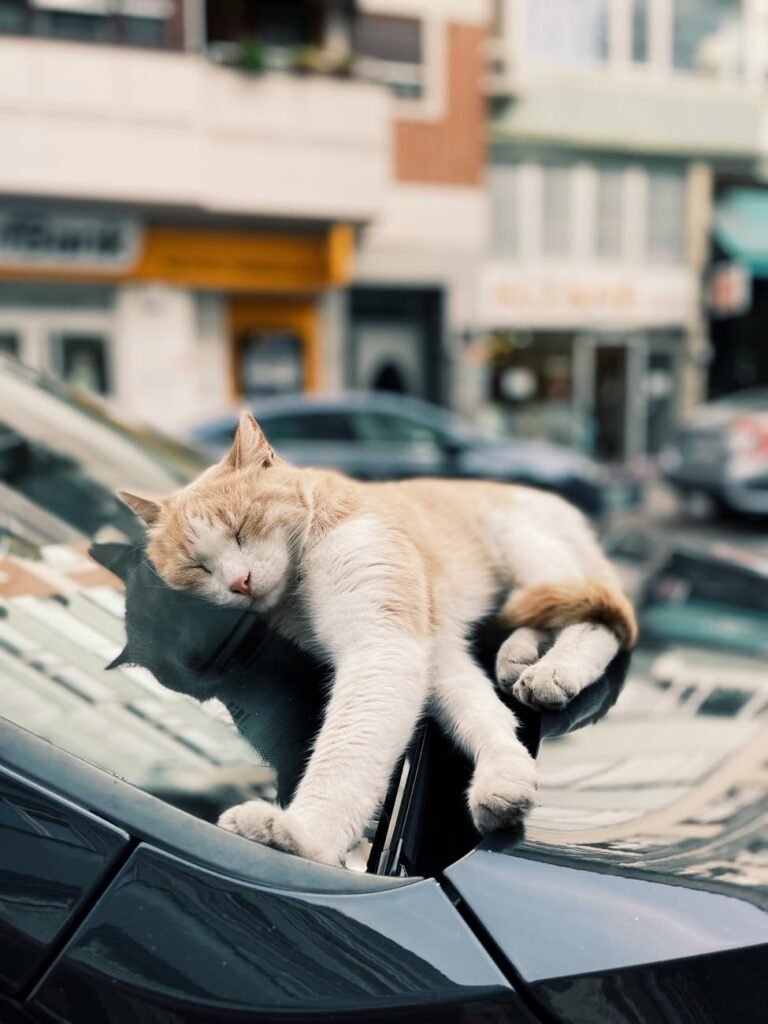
top-left (52, 334), bottom-right (111, 395)
top-left (206, 0), bottom-right (322, 49)
top-left (489, 332), bottom-right (581, 447)
top-left (0, 0), bottom-right (26, 34)
top-left (596, 166), bottom-right (625, 260)
top-left (491, 166), bottom-right (520, 258)
top-left (647, 170), bottom-right (686, 263)
top-left (0, 332), bottom-right (19, 357)
top-left (631, 0), bottom-right (650, 62)
top-left (526, 0), bottom-right (609, 64)
top-left (542, 164), bottom-right (572, 258)
top-left (672, 0), bottom-right (743, 75)
top-left (2, 1), bottom-right (176, 48)
top-left (353, 13), bottom-right (423, 98)
top-left (238, 330), bottom-right (303, 398)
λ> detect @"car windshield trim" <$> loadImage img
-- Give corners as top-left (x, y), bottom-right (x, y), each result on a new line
top-left (0, 716), bottom-right (418, 894)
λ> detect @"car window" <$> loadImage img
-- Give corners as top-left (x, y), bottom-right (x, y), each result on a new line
top-left (258, 412), bottom-right (356, 443)
top-left (351, 411), bottom-right (444, 446)
top-left (198, 422), bottom-right (239, 449)
top-left (647, 552), bottom-right (768, 614)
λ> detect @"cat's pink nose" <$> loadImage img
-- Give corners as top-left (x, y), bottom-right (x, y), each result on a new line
top-left (230, 573), bottom-right (251, 597)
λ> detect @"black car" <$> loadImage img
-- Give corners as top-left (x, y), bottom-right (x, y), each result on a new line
top-left (188, 391), bottom-right (607, 516)
top-left (1, 359), bottom-right (767, 1024)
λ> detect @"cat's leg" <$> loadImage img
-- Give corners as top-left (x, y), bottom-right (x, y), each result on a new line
top-left (508, 622), bottom-right (619, 711)
top-left (219, 631), bottom-right (429, 864)
top-left (493, 528), bottom-right (634, 710)
top-left (220, 519), bottom-right (432, 865)
top-left (433, 643), bottom-right (538, 834)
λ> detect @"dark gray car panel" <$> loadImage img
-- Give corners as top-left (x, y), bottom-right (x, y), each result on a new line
top-left (0, 765), bottom-right (130, 996)
top-left (30, 844), bottom-right (532, 1024)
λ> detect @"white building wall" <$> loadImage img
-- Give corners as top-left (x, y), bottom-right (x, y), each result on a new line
top-left (112, 285), bottom-right (229, 434)
top-left (0, 38), bottom-right (390, 222)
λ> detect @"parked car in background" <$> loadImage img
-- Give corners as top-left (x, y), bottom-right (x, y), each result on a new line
top-left (638, 542), bottom-right (768, 657)
top-left (661, 387), bottom-right (768, 516)
top-left (188, 392), bottom-right (607, 517)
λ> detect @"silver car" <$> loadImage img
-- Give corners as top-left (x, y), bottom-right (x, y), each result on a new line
top-left (661, 388), bottom-right (768, 516)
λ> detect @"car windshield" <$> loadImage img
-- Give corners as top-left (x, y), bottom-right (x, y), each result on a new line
top-left (0, 361), bottom-right (368, 859)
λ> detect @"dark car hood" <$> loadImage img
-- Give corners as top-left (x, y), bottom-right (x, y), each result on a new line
top-left (447, 642), bottom-right (768, 989)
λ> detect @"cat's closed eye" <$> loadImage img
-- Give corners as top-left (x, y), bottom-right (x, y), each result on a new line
top-left (193, 564), bottom-right (212, 575)
top-left (234, 524), bottom-right (244, 547)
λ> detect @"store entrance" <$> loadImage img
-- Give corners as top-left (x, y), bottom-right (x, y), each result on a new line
top-left (576, 335), bottom-right (641, 463)
top-left (229, 298), bottom-right (318, 400)
top-left (576, 333), bottom-right (679, 463)
top-left (593, 345), bottom-right (628, 461)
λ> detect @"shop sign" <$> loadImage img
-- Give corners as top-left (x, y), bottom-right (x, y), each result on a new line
top-left (479, 264), bottom-right (695, 329)
top-left (0, 210), bottom-right (141, 271)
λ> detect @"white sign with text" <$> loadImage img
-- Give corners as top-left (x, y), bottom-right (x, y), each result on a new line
top-left (479, 264), bottom-right (695, 330)
top-left (0, 210), bottom-right (141, 271)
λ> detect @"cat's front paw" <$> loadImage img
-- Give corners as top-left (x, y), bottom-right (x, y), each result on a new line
top-left (218, 800), bottom-right (340, 865)
top-left (468, 754), bottom-right (538, 834)
top-left (512, 662), bottom-right (581, 710)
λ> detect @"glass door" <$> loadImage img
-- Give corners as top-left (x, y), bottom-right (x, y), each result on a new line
top-left (229, 299), bottom-right (318, 399)
top-left (575, 334), bottom-right (646, 462)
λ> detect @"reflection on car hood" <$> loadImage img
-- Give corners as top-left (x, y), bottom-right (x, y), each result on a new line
top-left (496, 644), bottom-right (768, 907)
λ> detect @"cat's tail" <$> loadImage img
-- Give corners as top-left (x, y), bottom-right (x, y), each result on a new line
top-left (498, 580), bottom-right (638, 649)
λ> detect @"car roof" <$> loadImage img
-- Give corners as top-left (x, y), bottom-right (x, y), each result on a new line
top-left (194, 391), bottom-right (472, 437)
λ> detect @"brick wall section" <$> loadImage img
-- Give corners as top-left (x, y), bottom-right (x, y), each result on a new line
top-left (394, 22), bottom-right (486, 187)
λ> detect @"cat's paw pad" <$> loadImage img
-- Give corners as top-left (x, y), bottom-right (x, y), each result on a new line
top-left (496, 629), bottom-right (542, 692)
top-left (512, 662), bottom-right (580, 710)
top-left (469, 756), bottom-right (538, 834)
top-left (218, 800), bottom-right (339, 865)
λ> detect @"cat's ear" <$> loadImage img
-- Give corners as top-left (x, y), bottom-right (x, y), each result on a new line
top-left (227, 411), bottom-right (279, 470)
top-left (117, 491), bottom-right (164, 527)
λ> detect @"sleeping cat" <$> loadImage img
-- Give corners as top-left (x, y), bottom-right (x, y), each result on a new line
top-left (119, 412), bottom-right (636, 866)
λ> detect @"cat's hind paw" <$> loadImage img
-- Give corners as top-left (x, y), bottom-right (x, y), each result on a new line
top-left (512, 662), bottom-right (581, 710)
top-left (468, 755), bottom-right (538, 834)
top-left (495, 628), bottom-right (545, 693)
top-left (218, 800), bottom-right (341, 865)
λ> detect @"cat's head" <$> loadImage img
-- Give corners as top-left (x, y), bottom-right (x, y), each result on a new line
top-left (118, 413), bottom-right (305, 612)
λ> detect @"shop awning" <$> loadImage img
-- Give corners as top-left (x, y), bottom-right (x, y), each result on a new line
top-left (713, 188), bottom-right (768, 278)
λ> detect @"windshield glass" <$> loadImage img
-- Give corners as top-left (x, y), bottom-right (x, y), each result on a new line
top-left (0, 360), bottom-right (356, 858)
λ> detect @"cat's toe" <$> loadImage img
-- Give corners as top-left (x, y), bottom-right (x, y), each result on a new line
top-left (469, 757), bottom-right (538, 833)
top-left (218, 800), bottom-right (339, 865)
top-left (513, 663), bottom-right (578, 710)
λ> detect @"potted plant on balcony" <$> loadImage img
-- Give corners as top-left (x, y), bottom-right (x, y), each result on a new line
top-left (291, 45), bottom-right (356, 78)
top-left (237, 39), bottom-right (266, 75)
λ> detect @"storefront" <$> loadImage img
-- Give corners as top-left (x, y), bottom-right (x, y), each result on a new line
top-left (476, 264), bottom-right (695, 461)
top-left (708, 187), bottom-right (768, 398)
top-left (0, 206), bottom-right (353, 428)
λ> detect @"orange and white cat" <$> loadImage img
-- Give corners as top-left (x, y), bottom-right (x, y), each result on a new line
top-left (120, 412), bottom-right (636, 866)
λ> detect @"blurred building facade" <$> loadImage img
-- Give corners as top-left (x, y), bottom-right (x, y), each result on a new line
top-left (0, 0), bottom-right (487, 435)
top-left (0, 0), bottom-right (767, 458)
top-left (480, 0), bottom-right (768, 462)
